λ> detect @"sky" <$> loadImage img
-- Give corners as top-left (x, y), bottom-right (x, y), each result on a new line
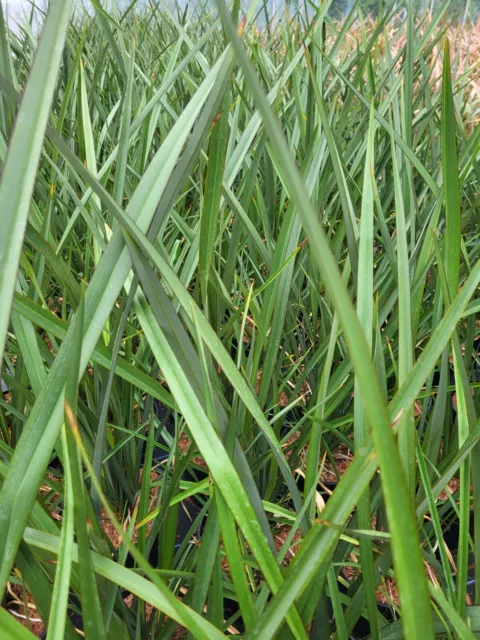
top-left (1, 1), bottom-right (135, 22)
top-left (2, 0), bottom-right (28, 17)
top-left (1, 0), bottom-right (48, 21)
top-left (1, 0), bottom-right (127, 13)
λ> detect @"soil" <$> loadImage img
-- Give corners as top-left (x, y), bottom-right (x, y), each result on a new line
top-left (4, 583), bottom-right (45, 637)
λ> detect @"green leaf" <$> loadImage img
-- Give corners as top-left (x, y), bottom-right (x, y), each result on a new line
top-left (23, 527), bottom-right (227, 640)
top-left (124, 235), bottom-right (307, 638)
top-left (64, 297), bottom-right (106, 639)
top-left (441, 38), bottom-right (461, 299)
top-left (199, 94), bottom-right (230, 305)
top-left (0, 606), bottom-right (38, 640)
top-left (45, 428), bottom-right (75, 640)
top-left (353, 103), bottom-right (379, 640)
top-left (0, 0), bottom-right (72, 365)
top-left (0, 49), bottom-right (233, 596)
top-left (214, 3), bottom-right (434, 637)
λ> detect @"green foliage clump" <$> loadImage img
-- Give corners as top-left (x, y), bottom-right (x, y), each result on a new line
top-left (0, 1), bottom-right (479, 638)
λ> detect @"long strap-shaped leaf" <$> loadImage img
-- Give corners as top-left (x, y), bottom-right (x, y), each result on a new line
top-left (22, 528), bottom-right (227, 640)
top-left (442, 39), bottom-right (461, 299)
top-left (0, 0), bottom-right (72, 365)
top-left (44, 138), bottom-right (306, 532)
top-left (0, 48), bottom-right (233, 597)
top-left (11, 293), bottom-right (173, 407)
top-left (56, 60), bottom-right (287, 547)
top-left (41, 124), bottom-right (308, 631)
top-left (0, 605), bottom-right (38, 640)
top-left (214, 2), bottom-right (434, 638)
top-left (353, 105), bottom-right (380, 640)
top-left (249, 267), bottom-right (480, 638)
top-left (125, 237), bottom-right (306, 638)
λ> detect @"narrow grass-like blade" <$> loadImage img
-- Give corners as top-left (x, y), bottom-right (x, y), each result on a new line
top-left (0, 52), bottom-right (231, 596)
top-left (199, 94), bottom-right (230, 306)
top-left (64, 296), bottom-right (106, 639)
top-left (0, 606), bottom-right (38, 640)
top-left (354, 104), bottom-right (379, 640)
top-left (46, 427), bottom-right (75, 640)
top-left (0, 0), bottom-right (72, 365)
top-left (442, 39), bottom-right (461, 299)
top-left (215, 3), bottom-right (434, 636)
top-left (23, 527), bottom-right (226, 640)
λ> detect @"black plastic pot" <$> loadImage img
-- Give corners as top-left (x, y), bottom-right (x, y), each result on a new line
top-left (138, 496), bottom-right (205, 569)
top-left (151, 399), bottom-right (176, 463)
top-left (39, 594), bottom-right (83, 639)
top-left (440, 509), bottom-right (476, 601)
